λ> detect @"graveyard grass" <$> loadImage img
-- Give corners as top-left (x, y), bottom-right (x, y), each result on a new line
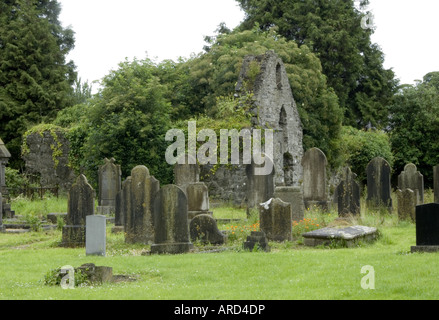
top-left (1, 193), bottom-right (438, 300)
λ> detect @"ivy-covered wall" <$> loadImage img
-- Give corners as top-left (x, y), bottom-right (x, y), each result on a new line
top-left (21, 124), bottom-right (76, 191)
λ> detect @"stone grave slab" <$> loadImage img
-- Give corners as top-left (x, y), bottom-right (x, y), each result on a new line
top-left (302, 225), bottom-right (378, 247)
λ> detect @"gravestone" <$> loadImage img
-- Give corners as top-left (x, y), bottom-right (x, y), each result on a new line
top-left (124, 166), bottom-right (160, 244)
top-left (301, 148), bottom-right (329, 211)
top-left (398, 163), bottom-right (424, 204)
top-left (259, 198), bottom-right (292, 242)
top-left (246, 154), bottom-right (275, 216)
top-left (86, 215), bottom-right (106, 256)
top-left (151, 185), bottom-right (193, 254)
top-left (302, 226), bottom-right (378, 247)
top-left (0, 138), bottom-right (13, 218)
top-left (366, 157), bottom-right (392, 211)
top-left (396, 188), bottom-right (417, 222)
top-left (0, 193), bottom-right (3, 232)
top-left (336, 167), bottom-right (361, 217)
top-left (174, 153), bottom-right (199, 195)
top-left (61, 174), bottom-right (95, 247)
top-left (189, 214), bottom-right (227, 245)
top-left (97, 158), bottom-right (121, 215)
top-left (187, 182), bottom-right (213, 219)
top-left (111, 188), bottom-right (124, 233)
top-left (434, 165), bottom-right (439, 204)
top-left (273, 186), bottom-right (304, 222)
top-left (411, 203), bottom-right (439, 252)
top-left (243, 231), bottom-right (270, 252)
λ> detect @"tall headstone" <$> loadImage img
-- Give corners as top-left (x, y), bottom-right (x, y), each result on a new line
top-left (0, 138), bottom-right (13, 218)
top-left (246, 154), bottom-right (275, 216)
top-left (396, 188), bottom-right (417, 222)
top-left (111, 188), bottom-right (124, 233)
top-left (151, 185), bottom-right (193, 254)
top-left (434, 165), bottom-right (439, 204)
top-left (61, 174), bottom-right (95, 247)
top-left (97, 158), bottom-right (121, 214)
top-left (259, 198), bottom-right (292, 242)
top-left (86, 215), bottom-right (106, 256)
top-left (336, 167), bottom-right (361, 216)
top-left (366, 157), bottom-right (392, 211)
top-left (174, 153), bottom-right (199, 195)
top-left (124, 166), bottom-right (159, 244)
top-left (301, 148), bottom-right (329, 211)
top-left (274, 186), bottom-right (304, 222)
top-left (0, 192), bottom-right (3, 232)
top-left (186, 182), bottom-right (212, 219)
top-left (398, 163), bottom-right (424, 204)
top-left (411, 203), bottom-right (439, 252)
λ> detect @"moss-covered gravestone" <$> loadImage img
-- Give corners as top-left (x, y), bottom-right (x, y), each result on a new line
top-left (336, 167), bottom-right (361, 217)
top-left (259, 198), bottom-right (292, 242)
top-left (124, 166), bottom-right (160, 244)
top-left (151, 185), bottom-right (193, 254)
top-left (398, 163), bottom-right (424, 205)
top-left (301, 147), bottom-right (329, 211)
top-left (61, 175), bottom-right (95, 247)
top-left (97, 158), bottom-right (121, 215)
top-left (366, 157), bottom-right (392, 212)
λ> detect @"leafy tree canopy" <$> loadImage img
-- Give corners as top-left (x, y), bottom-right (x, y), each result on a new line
top-left (389, 71), bottom-right (439, 186)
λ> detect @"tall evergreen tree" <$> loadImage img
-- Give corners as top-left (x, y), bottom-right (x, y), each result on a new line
top-left (236, 0), bottom-right (397, 128)
top-left (0, 0), bottom-right (76, 168)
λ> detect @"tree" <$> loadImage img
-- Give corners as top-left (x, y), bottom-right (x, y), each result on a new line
top-left (166, 27), bottom-right (343, 165)
top-left (81, 58), bottom-right (173, 185)
top-left (0, 0), bottom-right (76, 168)
top-left (235, 0), bottom-right (398, 128)
top-left (388, 72), bottom-right (439, 186)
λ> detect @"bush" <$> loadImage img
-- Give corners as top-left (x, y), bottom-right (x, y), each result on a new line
top-left (338, 126), bottom-right (394, 184)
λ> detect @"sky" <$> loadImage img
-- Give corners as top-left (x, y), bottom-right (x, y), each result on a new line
top-left (58, 0), bottom-right (439, 92)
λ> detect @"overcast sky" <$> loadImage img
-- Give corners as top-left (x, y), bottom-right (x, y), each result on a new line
top-left (58, 0), bottom-right (439, 91)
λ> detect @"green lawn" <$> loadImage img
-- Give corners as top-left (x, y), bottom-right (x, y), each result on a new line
top-left (1, 195), bottom-right (438, 300)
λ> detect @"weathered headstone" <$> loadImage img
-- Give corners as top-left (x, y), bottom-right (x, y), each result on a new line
top-left (174, 153), bottom-right (199, 195)
top-left (411, 203), bottom-right (439, 252)
top-left (124, 166), bottom-right (160, 244)
top-left (336, 167), bottom-right (361, 217)
top-left (86, 215), bottom-right (106, 256)
top-left (97, 158), bottom-right (121, 215)
top-left (301, 148), bottom-right (329, 211)
top-left (243, 231), bottom-right (270, 252)
top-left (187, 182), bottom-right (213, 219)
top-left (111, 188), bottom-right (124, 234)
top-left (0, 138), bottom-right (13, 218)
top-left (246, 154), bottom-right (275, 216)
top-left (396, 188), bottom-right (417, 222)
top-left (189, 214), bottom-right (227, 245)
top-left (0, 192), bottom-right (3, 232)
top-left (151, 185), bottom-right (193, 254)
top-left (366, 157), bottom-right (392, 211)
top-left (434, 165), bottom-right (439, 204)
top-left (398, 163), bottom-right (424, 204)
top-left (61, 174), bottom-right (95, 247)
top-left (273, 186), bottom-right (304, 222)
top-left (259, 198), bottom-right (292, 242)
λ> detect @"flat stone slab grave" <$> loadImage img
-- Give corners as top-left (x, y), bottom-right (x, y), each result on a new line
top-left (302, 226), bottom-right (378, 247)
